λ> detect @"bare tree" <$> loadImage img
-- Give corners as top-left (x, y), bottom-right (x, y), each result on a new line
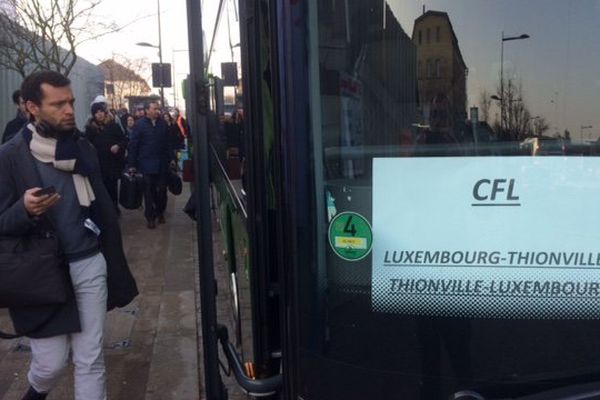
top-left (0, 0), bottom-right (133, 77)
top-left (99, 55), bottom-right (151, 109)
top-left (478, 89), bottom-right (493, 122)
top-left (533, 117), bottom-right (550, 137)
top-left (495, 76), bottom-right (537, 140)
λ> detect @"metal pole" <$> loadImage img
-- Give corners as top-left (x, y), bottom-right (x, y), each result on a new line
top-left (185, 0), bottom-right (225, 399)
top-left (500, 31), bottom-right (504, 134)
top-left (206, 0), bottom-right (226, 72)
top-left (172, 50), bottom-right (177, 108)
top-left (553, 93), bottom-right (558, 135)
top-left (158, 0), bottom-right (165, 107)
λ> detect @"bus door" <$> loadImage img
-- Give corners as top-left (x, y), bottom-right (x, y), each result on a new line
top-left (274, 1), bottom-right (600, 399)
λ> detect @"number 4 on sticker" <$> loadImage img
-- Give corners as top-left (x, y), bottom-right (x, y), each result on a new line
top-left (343, 215), bottom-right (357, 237)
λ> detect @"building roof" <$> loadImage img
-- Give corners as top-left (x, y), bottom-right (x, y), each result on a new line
top-left (98, 59), bottom-right (150, 89)
top-left (412, 10), bottom-right (467, 71)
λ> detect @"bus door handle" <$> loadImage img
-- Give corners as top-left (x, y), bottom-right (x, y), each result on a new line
top-left (216, 324), bottom-right (282, 397)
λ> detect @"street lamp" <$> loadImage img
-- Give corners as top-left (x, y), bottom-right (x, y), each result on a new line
top-left (581, 125), bottom-right (593, 141)
top-left (134, 0), bottom-right (164, 107)
top-left (499, 32), bottom-right (530, 133)
top-left (136, 42), bottom-right (157, 48)
top-left (527, 115), bottom-right (540, 136)
top-left (550, 92), bottom-right (559, 134)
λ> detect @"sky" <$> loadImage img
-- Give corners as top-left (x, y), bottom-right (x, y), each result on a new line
top-left (77, 0), bottom-right (191, 109)
top-left (389, 0), bottom-right (600, 139)
top-left (74, 0), bottom-right (598, 139)
top-left (76, 0), bottom-right (240, 111)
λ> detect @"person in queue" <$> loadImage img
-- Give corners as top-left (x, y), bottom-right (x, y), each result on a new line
top-left (133, 105), bottom-right (145, 121)
top-left (163, 111), bottom-right (185, 152)
top-left (0, 70), bottom-right (137, 400)
top-left (127, 101), bottom-right (176, 229)
top-left (125, 114), bottom-right (136, 138)
top-left (2, 90), bottom-right (30, 144)
top-left (85, 102), bottom-right (129, 216)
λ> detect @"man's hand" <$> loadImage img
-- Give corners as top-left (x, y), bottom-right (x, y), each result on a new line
top-left (128, 167), bottom-right (137, 175)
top-left (24, 188), bottom-right (60, 217)
top-left (110, 144), bottom-right (120, 154)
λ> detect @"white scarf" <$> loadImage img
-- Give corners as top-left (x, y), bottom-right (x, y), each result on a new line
top-left (28, 124), bottom-right (96, 207)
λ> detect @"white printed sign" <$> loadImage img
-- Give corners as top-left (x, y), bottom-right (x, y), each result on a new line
top-left (372, 157), bottom-right (600, 319)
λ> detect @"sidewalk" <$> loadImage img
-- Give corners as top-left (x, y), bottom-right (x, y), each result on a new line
top-left (0, 186), bottom-right (200, 400)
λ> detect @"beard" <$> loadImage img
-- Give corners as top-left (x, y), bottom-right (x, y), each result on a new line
top-left (38, 118), bottom-right (76, 138)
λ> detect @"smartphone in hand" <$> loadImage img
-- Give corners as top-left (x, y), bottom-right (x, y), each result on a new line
top-left (33, 186), bottom-right (57, 197)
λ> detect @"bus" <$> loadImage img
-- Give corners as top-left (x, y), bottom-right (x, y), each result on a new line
top-left (186, 1), bottom-right (600, 399)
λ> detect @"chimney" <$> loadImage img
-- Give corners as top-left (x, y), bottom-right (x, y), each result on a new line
top-left (423, 4), bottom-right (426, 14)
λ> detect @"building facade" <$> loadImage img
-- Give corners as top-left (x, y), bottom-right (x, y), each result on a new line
top-left (0, 59), bottom-right (103, 134)
top-left (99, 59), bottom-right (151, 111)
top-left (412, 10), bottom-right (468, 131)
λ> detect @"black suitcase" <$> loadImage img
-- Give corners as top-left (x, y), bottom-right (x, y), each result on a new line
top-left (168, 169), bottom-right (183, 196)
top-left (119, 173), bottom-right (144, 210)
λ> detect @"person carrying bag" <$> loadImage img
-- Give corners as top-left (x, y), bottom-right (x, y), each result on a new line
top-left (119, 172), bottom-right (145, 210)
top-left (0, 70), bottom-right (138, 400)
top-left (0, 217), bottom-right (71, 339)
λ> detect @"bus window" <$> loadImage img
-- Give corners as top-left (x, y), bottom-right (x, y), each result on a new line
top-left (293, 1), bottom-right (600, 399)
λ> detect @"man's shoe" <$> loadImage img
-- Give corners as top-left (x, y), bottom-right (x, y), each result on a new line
top-left (21, 386), bottom-right (48, 400)
top-left (147, 220), bottom-right (156, 229)
top-left (157, 215), bottom-right (166, 224)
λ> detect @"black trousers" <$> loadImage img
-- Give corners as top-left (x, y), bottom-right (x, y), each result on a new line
top-left (143, 172), bottom-right (167, 222)
top-left (103, 176), bottom-right (119, 212)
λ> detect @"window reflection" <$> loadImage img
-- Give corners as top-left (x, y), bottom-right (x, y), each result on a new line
top-left (319, 0), bottom-right (600, 183)
top-left (306, 1), bottom-right (600, 399)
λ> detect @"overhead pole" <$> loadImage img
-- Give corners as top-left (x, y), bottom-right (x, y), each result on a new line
top-left (157, 0), bottom-right (165, 107)
top-left (185, 0), bottom-right (226, 399)
top-left (206, 0), bottom-right (226, 71)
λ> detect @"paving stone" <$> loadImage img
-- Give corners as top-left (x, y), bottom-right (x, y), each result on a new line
top-left (0, 186), bottom-right (202, 400)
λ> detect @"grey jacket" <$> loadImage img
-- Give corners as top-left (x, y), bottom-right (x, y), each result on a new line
top-left (0, 127), bottom-right (138, 338)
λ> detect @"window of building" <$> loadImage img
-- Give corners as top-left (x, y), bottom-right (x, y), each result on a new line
top-left (418, 30), bottom-right (422, 45)
top-left (426, 27), bottom-right (431, 43)
top-left (435, 59), bottom-right (441, 78)
top-left (436, 26), bottom-right (441, 42)
top-left (426, 59), bottom-right (433, 78)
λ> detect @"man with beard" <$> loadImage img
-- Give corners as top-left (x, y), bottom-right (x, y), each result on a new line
top-left (0, 70), bottom-right (138, 400)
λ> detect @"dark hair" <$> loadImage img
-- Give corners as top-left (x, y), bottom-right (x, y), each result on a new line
top-left (12, 90), bottom-right (21, 105)
top-left (91, 102), bottom-right (107, 116)
top-left (20, 70), bottom-right (71, 105)
top-left (144, 100), bottom-right (159, 111)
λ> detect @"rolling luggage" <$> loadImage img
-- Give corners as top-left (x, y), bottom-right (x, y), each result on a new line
top-left (119, 173), bottom-right (144, 210)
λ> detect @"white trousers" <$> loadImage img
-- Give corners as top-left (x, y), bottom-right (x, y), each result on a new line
top-left (28, 252), bottom-right (108, 400)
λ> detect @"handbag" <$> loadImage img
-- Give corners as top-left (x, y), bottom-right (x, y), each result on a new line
top-left (0, 232), bottom-right (70, 309)
top-left (119, 172), bottom-right (144, 210)
top-left (168, 168), bottom-right (183, 196)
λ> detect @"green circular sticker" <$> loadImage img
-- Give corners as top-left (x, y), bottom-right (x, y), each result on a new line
top-left (328, 212), bottom-right (373, 261)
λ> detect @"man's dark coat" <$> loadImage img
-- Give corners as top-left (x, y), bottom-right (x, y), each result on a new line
top-left (85, 120), bottom-right (129, 180)
top-left (0, 126), bottom-right (138, 338)
top-left (127, 117), bottom-right (174, 175)
top-left (2, 112), bottom-right (28, 144)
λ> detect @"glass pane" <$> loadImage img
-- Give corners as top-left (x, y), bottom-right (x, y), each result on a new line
top-left (298, 1), bottom-right (600, 399)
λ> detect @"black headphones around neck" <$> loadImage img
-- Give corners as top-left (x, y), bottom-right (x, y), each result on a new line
top-left (34, 120), bottom-right (53, 136)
